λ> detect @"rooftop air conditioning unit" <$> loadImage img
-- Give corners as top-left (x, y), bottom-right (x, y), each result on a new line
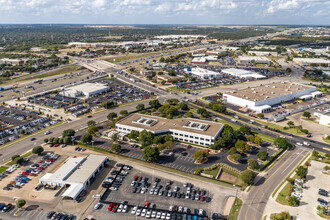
top-left (273, 86), bottom-right (276, 88)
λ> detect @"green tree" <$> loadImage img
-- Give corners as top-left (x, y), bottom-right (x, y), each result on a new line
top-left (240, 170), bottom-right (256, 185)
top-left (149, 100), bottom-right (161, 108)
top-left (111, 133), bottom-right (119, 142)
top-left (197, 108), bottom-right (210, 118)
top-left (88, 125), bottom-right (99, 135)
top-left (288, 197), bottom-right (299, 206)
top-left (101, 101), bottom-right (116, 109)
top-left (228, 147), bottom-right (237, 155)
top-left (139, 130), bottom-right (154, 143)
top-left (274, 137), bottom-right (289, 149)
top-left (87, 120), bottom-right (96, 127)
top-left (136, 104), bottom-right (145, 111)
top-left (222, 124), bottom-right (234, 134)
top-left (193, 150), bottom-right (209, 163)
top-left (296, 166), bottom-right (307, 178)
top-left (303, 111), bottom-right (311, 119)
top-left (120, 110), bottom-right (128, 116)
top-left (231, 153), bottom-right (242, 162)
top-left (248, 159), bottom-right (259, 169)
top-left (32, 146), bottom-right (44, 155)
top-left (153, 136), bottom-right (164, 145)
top-left (167, 99), bottom-right (179, 105)
top-left (240, 126), bottom-right (252, 135)
top-left (235, 140), bottom-right (250, 152)
top-left (178, 102), bottom-right (189, 110)
top-left (14, 157), bottom-right (24, 165)
top-left (287, 121), bottom-right (294, 128)
top-left (186, 112), bottom-right (193, 118)
top-left (62, 129), bottom-right (75, 137)
top-left (107, 112), bottom-right (117, 120)
top-left (254, 136), bottom-right (263, 145)
top-left (11, 154), bottom-right (20, 162)
top-left (16, 200), bottom-right (26, 208)
top-left (63, 136), bottom-right (72, 145)
top-left (164, 135), bottom-right (174, 142)
top-left (128, 130), bottom-right (139, 139)
top-left (143, 146), bottom-right (160, 162)
top-left (246, 135), bottom-right (255, 142)
top-left (256, 113), bottom-right (264, 118)
top-left (257, 151), bottom-right (268, 161)
top-left (80, 133), bottom-right (92, 143)
top-left (111, 144), bottom-right (121, 153)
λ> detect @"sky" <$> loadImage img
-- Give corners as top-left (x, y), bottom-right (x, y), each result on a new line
top-left (0, 0), bottom-right (329, 25)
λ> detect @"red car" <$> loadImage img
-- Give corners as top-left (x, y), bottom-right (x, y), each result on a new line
top-left (137, 176), bottom-right (142, 181)
top-left (38, 160), bottom-right (44, 163)
top-left (200, 195), bottom-right (205, 201)
top-left (144, 201), bottom-right (150, 208)
top-left (107, 203), bottom-right (114, 211)
top-left (133, 176), bottom-right (138, 181)
top-left (29, 173), bottom-right (37, 177)
top-left (112, 204), bottom-right (118, 212)
top-left (37, 167), bottom-right (44, 170)
top-left (47, 159), bottom-right (54, 162)
top-left (80, 190), bottom-right (87, 197)
top-left (22, 172), bottom-right (28, 175)
top-left (53, 144), bottom-right (59, 147)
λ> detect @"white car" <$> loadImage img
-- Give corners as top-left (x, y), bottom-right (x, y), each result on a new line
top-left (166, 212), bottom-right (171, 220)
top-left (296, 142), bottom-right (303, 146)
top-left (117, 204), bottom-right (123, 212)
top-left (131, 206), bottom-right (137, 214)
top-left (151, 210), bottom-right (157, 218)
top-left (44, 131), bottom-right (51, 135)
top-left (110, 187), bottom-right (118, 191)
top-left (141, 188), bottom-right (146, 194)
top-left (136, 208), bottom-right (142, 216)
top-left (150, 188), bottom-right (154, 195)
top-left (122, 205), bottom-right (128, 213)
top-left (94, 203), bottom-right (101, 210)
top-left (156, 211), bottom-right (161, 219)
top-left (199, 209), bottom-right (204, 216)
top-left (141, 209), bottom-right (147, 217)
top-left (92, 194), bottom-right (100, 199)
top-left (161, 212), bottom-right (166, 219)
top-left (146, 209), bottom-right (151, 218)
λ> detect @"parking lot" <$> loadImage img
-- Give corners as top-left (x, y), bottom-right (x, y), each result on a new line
top-left (86, 161), bottom-right (231, 220)
top-left (0, 106), bottom-right (61, 145)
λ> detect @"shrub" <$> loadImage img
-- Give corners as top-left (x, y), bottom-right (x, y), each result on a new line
top-left (288, 196), bottom-right (299, 206)
top-left (16, 200), bottom-right (26, 208)
top-left (111, 144), bottom-right (121, 153)
top-left (32, 146), bottom-right (44, 155)
top-left (194, 168), bottom-right (204, 175)
top-left (11, 155), bottom-right (20, 162)
top-left (231, 153), bottom-right (242, 162)
top-left (240, 170), bottom-right (256, 185)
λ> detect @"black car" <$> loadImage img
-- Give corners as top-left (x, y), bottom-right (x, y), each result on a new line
top-left (116, 163), bottom-right (124, 167)
top-left (47, 211), bottom-right (55, 219)
top-left (30, 137), bottom-right (36, 141)
top-left (2, 203), bottom-right (13, 212)
top-left (87, 115), bottom-right (92, 118)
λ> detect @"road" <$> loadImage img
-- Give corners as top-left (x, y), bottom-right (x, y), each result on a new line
top-left (239, 147), bottom-right (310, 220)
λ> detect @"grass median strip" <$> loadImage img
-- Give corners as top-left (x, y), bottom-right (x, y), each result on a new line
top-left (228, 198), bottom-right (242, 220)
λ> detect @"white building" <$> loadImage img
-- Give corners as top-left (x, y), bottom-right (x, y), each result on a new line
top-left (221, 68), bottom-right (266, 79)
top-left (39, 155), bottom-right (107, 200)
top-left (191, 57), bottom-right (207, 64)
top-left (116, 113), bottom-right (224, 146)
top-left (62, 82), bottom-right (109, 98)
top-left (320, 114), bottom-right (330, 126)
top-left (187, 67), bottom-right (223, 79)
top-left (293, 58), bottom-right (330, 66)
top-left (223, 82), bottom-right (316, 113)
top-left (248, 51), bottom-right (278, 56)
top-left (238, 56), bottom-right (272, 65)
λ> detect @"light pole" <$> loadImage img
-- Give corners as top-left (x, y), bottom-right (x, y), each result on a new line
top-left (233, 184), bottom-right (240, 205)
top-left (91, 140), bottom-right (94, 151)
top-left (71, 137), bottom-right (75, 146)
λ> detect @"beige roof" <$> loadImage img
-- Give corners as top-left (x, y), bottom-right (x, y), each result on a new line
top-left (225, 82), bottom-right (315, 102)
top-left (117, 113), bottom-right (223, 137)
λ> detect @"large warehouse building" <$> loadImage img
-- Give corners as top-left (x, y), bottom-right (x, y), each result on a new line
top-left (116, 113), bottom-right (224, 146)
top-left (39, 155), bottom-right (107, 200)
top-left (223, 82), bottom-right (317, 113)
top-left (238, 56), bottom-right (272, 65)
top-left (221, 68), bottom-right (266, 79)
top-left (186, 67), bottom-right (223, 79)
top-left (62, 82), bottom-right (109, 98)
top-left (293, 58), bottom-right (330, 67)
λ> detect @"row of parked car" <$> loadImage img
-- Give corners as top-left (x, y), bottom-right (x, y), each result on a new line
top-left (291, 178), bottom-right (305, 200)
top-left (47, 211), bottom-right (76, 220)
top-left (0, 203), bottom-right (14, 212)
top-left (102, 164), bottom-right (132, 190)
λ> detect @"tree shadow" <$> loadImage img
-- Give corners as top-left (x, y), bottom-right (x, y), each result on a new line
top-left (254, 177), bottom-right (266, 186)
top-left (25, 205), bottom-right (39, 211)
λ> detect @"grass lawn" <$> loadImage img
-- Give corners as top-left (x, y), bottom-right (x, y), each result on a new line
top-left (228, 198), bottom-right (243, 220)
top-left (167, 86), bottom-right (190, 93)
top-left (22, 65), bottom-right (81, 81)
top-left (323, 137), bottom-right (330, 144)
top-left (0, 166), bottom-right (8, 173)
top-left (275, 182), bottom-right (291, 205)
top-left (256, 133), bottom-right (275, 143)
top-left (203, 167), bottom-right (220, 178)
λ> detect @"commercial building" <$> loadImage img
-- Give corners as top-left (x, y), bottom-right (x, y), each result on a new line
top-left (0, 58), bottom-right (24, 66)
top-left (221, 68), bottom-right (266, 80)
top-left (62, 82), bottom-right (109, 98)
top-left (293, 58), bottom-right (330, 67)
top-left (238, 56), bottom-right (272, 65)
top-left (223, 82), bottom-right (316, 113)
top-left (116, 113), bottom-right (224, 146)
top-left (156, 75), bottom-right (183, 83)
top-left (186, 67), bottom-right (222, 79)
top-left (248, 51), bottom-right (278, 56)
top-left (191, 57), bottom-right (207, 64)
top-left (320, 114), bottom-right (330, 126)
top-left (39, 155), bottom-right (108, 200)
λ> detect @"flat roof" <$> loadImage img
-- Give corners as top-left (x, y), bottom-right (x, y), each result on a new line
top-left (117, 113), bottom-right (223, 137)
top-left (238, 56), bottom-right (271, 61)
top-left (224, 82), bottom-right (315, 102)
top-left (47, 157), bottom-right (85, 182)
top-left (294, 58), bottom-right (330, 64)
top-left (190, 67), bottom-right (222, 76)
top-left (68, 82), bottom-right (108, 94)
top-left (65, 154), bottom-right (108, 184)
